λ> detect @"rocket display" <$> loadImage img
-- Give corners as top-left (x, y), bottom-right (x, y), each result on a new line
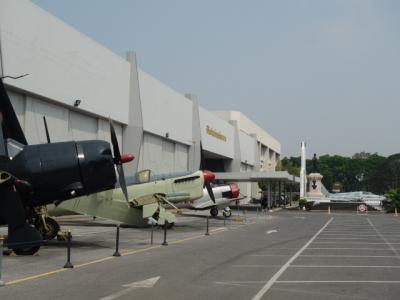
top-left (300, 141), bottom-right (307, 198)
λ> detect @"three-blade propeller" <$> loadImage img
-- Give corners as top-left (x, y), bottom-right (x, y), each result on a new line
top-left (200, 143), bottom-right (216, 203)
top-left (203, 170), bottom-right (216, 203)
top-left (109, 120), bottom-right (134, 203)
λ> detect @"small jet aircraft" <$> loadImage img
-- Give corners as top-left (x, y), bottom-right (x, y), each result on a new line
top-left (329, 191), bottom-right (386, 210)
top-left (0, 78), bottom-right (134, 254)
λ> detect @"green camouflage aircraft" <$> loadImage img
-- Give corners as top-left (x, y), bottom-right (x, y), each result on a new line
top-left (43, 169), bottom-right (215, 239)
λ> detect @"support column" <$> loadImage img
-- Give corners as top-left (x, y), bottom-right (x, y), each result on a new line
top-left (272, 181), bottom-right (276, 207)
top-left (185, 94), bottom-right (201, 172)
top-left (250, 133), bottom-right (260, 200)
top-left (283, 182), bottom-right (287, 206)
top-left (278, 181), bottom-right (282, 206)
top-left (227, 120), bottom-right (241, 172)
top-left (289, 182), bottom-right (293, 206)
top-left (267, 181), bottom-right (272, 209)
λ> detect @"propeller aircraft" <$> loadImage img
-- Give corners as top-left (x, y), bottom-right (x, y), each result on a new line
top-left (179, 183), bottom-right (241, 218)
top-left (0, 78), bottom-right (134, 254)
top-left (48, 169), bottom-right (216, 228)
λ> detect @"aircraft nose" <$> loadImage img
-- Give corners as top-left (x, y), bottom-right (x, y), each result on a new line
top-left (203, 170), bottom-right (215, 183)
top-left (230, 183), bottom-right (240, 199)
top-left (120, 154), bottom-right (135, 163)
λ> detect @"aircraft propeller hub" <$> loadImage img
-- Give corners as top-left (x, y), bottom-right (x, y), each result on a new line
top-left (202, 170), bottom-right (215, 183)
top-left (120, 154), bottom-right (135, 164)
top-left (230, 183), bottom-right (240, 199)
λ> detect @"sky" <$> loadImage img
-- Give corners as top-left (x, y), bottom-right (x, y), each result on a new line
top-left (32, 0), bottom-right (400, 157)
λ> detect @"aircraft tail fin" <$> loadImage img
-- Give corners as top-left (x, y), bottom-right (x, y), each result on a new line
top-left (0, 79), bottom-right (27, 145)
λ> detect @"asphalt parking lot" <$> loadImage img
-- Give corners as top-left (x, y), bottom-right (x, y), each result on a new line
top-left (1, 210), bottom-right (400, 299)
top-left (0, 210), bottom-right (248, 283)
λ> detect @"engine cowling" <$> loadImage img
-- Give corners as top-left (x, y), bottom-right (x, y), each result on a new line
top-left (3, 140), bottom-right (116, 206)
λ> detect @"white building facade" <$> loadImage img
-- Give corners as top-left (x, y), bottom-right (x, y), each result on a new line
top-left (0, 0), bottom-right (281, 201)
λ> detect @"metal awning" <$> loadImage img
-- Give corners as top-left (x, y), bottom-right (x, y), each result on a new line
top-left (214, 171), bottom-right (299, 183)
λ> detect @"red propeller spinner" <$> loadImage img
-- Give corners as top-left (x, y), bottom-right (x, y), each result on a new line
top-left (202, 170), bottom-right (215, 183)
top-left (229, 183), bottom-right (240, 199)
top-left (121, 154), bottom-right (135, 164)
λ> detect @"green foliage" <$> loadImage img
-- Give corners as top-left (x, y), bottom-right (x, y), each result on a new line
top-left (258, 181), bottom-right (267, 191)
top-left (280, 157), bottom-right (300, 177)
top-left (385, 189), bottom-right (400, 212)
top-left (298, 198), bottom-right (307, 208)
top-left (280, 152), bottom-right (399, 194)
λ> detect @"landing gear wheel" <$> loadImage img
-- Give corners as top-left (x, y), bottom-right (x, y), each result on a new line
top-left (34, 217), bottom-right (60, 241)
top-left (223, 210), bottom-right (232, 218)
top-left (210, 207), bottom-right (219, 217)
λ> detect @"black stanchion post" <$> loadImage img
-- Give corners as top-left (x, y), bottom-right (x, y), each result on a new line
top-left (205, 216), bottom-right (210, 236)
top-left (63, 230), bottom-right (73, 268)
top-left (150, 223), bottom-right (154, 245)
top-left (162, 222), bottom-right (168, 246)
top-left (0, 236), bottom-right (4, 287)
top-left (113, 224), bottom-right (121, 257)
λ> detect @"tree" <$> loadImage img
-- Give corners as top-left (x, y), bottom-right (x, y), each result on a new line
top-left (280, 157), bottom-right (300, 177)
top-left (280, 152), bottom-right (397, 194)
top-left (386, 189), bottom-right (400, 212)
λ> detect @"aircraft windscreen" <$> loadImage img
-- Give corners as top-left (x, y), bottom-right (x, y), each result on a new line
top-left (6, 138), bottom-right (25, 159)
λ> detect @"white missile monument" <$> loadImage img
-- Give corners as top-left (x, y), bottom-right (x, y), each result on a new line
top-left (300, 141), bottom-right (307, 199)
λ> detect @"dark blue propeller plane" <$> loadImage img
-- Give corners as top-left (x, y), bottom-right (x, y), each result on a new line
top-left (0, 78), bottom-right (133, 254)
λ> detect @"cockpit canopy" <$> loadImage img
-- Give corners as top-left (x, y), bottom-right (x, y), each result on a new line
top-left (6, 138), bottom-right (25, 160)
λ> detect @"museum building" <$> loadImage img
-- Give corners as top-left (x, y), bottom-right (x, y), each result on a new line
top-left (0, 0), bottom-right (281, 201)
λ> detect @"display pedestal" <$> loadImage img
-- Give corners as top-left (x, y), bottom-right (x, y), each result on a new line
top-left (307, 173), bottom-right (324, 199)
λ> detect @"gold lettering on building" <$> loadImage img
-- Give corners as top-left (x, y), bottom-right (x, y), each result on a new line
top-left (206, 126), bottom-right (227, 142)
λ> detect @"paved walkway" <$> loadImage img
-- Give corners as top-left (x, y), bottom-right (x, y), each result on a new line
top-left (1, 211), bottom-right (400, 299)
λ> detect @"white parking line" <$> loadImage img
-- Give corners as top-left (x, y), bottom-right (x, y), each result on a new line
top-left (251, 217), bottom-right (334, 300)
top-left (290, 265), bottom-right (400, 268)
top-left (327, 225), bottom-right (371, 227)
top-left (323, 231), bottom-right (376, 234)
top-left (276, 280), bottom-right (400, 284)
top-left (299, 254), bottom-right (397, 258)
top-left (306, 247), bottom-right (394, 250)
top-left (214, 281), bottom-right (264, 287)
top-left (317, 237), bottom-right (382, 240)
top-left (320, 234), bottom-right (379, 237)
top-left (270, 286), bottom-right (374, 299)
top-left (312, 242), bottom-right (396, 245)
top-left (250, 254), bottom-right (292, 257)
top-left (233, 265), bottom-right (283, 268)
top-left (234, 264), bottom-right (400, 268)
top-left (367, 218), bottom-right (400, 260)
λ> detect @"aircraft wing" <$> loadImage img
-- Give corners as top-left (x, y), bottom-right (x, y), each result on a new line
top-left (0, 80), bottom-right (28, 145)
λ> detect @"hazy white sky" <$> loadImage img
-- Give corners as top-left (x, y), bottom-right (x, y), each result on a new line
top-left (32, 0), bottom-right (400, 157)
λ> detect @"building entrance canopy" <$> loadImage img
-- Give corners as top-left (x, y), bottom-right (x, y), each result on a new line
top-left (215, 171), bottom-right (299, 209)
top-left (214, 171), bottom-right (299, 184)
